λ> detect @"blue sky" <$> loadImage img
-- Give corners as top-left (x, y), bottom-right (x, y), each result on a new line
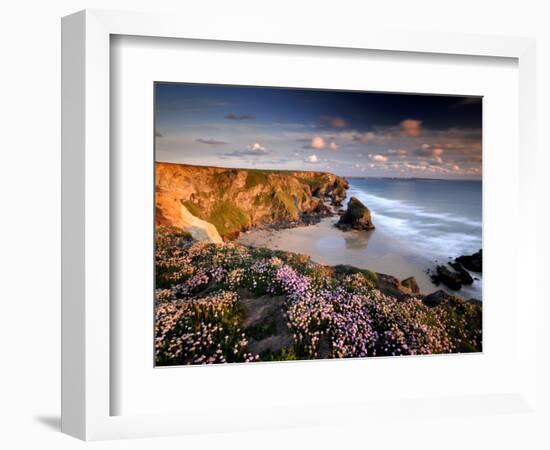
top-left (155, 83), bottom-right (482, 179)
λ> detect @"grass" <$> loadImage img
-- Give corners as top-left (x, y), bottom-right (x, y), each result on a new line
top-left (273, 189), bottom-right (299, 219)
top-left (245, 170), bottom-right (270, 189)
top-left (296, 175), bottom-right (324, 193)
top-left (260, 347), bottom-right (298, 361)
top-left (181, 200), bottom-right (202, 218)
top-left (334, 264), bottom-right (379, 287)
top-left (208, 200), bottom-right (251, 238)
top-left (253, 192), bottom-right (273, 207)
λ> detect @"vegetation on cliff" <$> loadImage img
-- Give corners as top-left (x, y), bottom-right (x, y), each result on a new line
top-left (155, 163), bottom-right (349, 240)
top-left (155, 226), bottom-right (482, 365)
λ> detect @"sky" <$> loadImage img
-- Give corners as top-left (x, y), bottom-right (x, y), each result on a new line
top-left (155, 83), bottom-right (482, 179)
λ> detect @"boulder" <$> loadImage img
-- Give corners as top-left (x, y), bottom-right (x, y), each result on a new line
top-left (467, 298), bottom-right (482, 307)
top-left (456, 249), bottom-right (482, 273)
top-left (400, 276), bottom-right (420, 294)
top-left (449, 262), bottom-right (474, 285)
top-left (335, 197), bottom-right (375, 231)
top-left (433, 265), bottom-right (462, 290)
top-left (423, 290), bottom-right (452, 307)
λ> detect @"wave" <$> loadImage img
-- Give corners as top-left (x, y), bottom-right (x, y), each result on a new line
top-left (346, 185), bottom-right (482, 260)
top-left (347, 188), bottom-right (482, 229)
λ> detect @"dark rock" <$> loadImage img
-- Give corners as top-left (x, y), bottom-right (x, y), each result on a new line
top-left (423, 290), bottom-right (453, 307)
top-left (449, 262), bottom-right (474, 285)
top-left (376, 273), bottom-right (418, 300)
top-left (239, 294), bottom-right (294, 356)
top-left (335, 197), bottom-right (375, 231)
top-left (400, 276), bottom-right (420, 294)
top-left (376, 272), bottom-right (403, 298)
top-left (467, 298), bottom-right (482, 307)
top-left (456, 249), bottom-right (482, 273)
top-left (435, 265), bottom-right (462, 290)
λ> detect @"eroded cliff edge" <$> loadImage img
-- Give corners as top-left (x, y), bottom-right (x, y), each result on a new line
top-left (155, 162), bottom-right (349, 241)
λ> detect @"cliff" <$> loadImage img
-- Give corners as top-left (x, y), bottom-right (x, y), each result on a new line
top-left (155, 162), bottom-right (349, 240)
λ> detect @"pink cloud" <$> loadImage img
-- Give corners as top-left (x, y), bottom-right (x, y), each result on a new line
top-left (400, 119), bottom-right (423, 137)
top-left (330, 117), bottom-right (347, 128)
top-left (310, 136), bottom-right (326, 149)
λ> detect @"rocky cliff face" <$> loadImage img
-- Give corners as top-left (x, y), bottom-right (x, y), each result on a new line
top-left (155, 162), bottom-right (349, 240)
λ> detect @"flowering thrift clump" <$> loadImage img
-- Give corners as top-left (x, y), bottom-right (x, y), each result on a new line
top-left (155, 226), bottom-right (482, 365)
top-left (155, 290), bottom-right (257, 365)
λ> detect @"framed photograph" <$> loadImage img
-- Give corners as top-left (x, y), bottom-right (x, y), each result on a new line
top-left (62, 9), bottom-right (538, 440)
top-left (153, 82), bottom-right (483, 367)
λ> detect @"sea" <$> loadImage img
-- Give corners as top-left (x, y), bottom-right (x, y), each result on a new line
top-left (347, 178), bottom-right (482, 262)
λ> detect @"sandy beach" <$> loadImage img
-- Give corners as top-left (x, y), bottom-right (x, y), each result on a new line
top-left (238, 215), bottom-right (482, 299)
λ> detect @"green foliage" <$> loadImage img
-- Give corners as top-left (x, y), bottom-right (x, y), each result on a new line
top-left (260, 347), bottom-right (298, 361)
top-left (245, 170), bottom-right (270, 189)
top-left (181, 200), bottom-right (202, 218)
top-left (334, 264), bottom-right (378, 288)
top-left (208, 200), bottom-right (251, 238)
top-left (273, 189), bottom-right (298, 218)
top-left (253, 192), bottom-right (273, 208)
top-left (296, 175), bottom-right (324, 193)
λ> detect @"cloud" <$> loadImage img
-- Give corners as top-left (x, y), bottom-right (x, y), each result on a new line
top-left (220, 142), bottom-right (271, 158)
top-left (303, 136), bottom-right (338, 150)
top-left (323, 116), bottom-right (347, 129)
top-left (310, 136), bottom-right (326, 149)
top-left (387, 149), bottom-right (408, 156)
top-left (330, 117), bottom-right (347, 128)
top-left (305, 154), bottom-right (320, 163)
top-left (416, 144), bottom-right (444, 158)
top-left (195, 138), bottom-right (227, 146)
top-left (350, 132), bottom-right (377, 144)
top-left (369, 154), bottom-right (388, 163)
top-left (318, 116), bottom-right (348, 129)
top-left (224, 113), bottom-right (256, 120)
top-left (245, 142), bottom-right (270, 154)
top-left (155, 129), bottom-right (163, 138)
top-left (400, 119), bottom-right (423, 137)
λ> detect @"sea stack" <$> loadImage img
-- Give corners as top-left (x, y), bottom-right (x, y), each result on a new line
top-left (336, 197), bottom-right (375, 231)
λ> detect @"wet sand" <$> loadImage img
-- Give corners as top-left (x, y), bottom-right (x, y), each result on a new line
top-left (238, 216), bottom-right (482, 298)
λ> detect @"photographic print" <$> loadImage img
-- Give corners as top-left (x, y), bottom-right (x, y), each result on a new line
top-left (154, 83), bottom-right (482, 366)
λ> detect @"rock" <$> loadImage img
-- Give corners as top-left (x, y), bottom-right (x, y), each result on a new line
top-left (400, 277), bottom-right (420, 294)
top-left (335, 197), bottom-right (375, 231)
top-left (376, 272), bottom-right (413, 300)
top-left (449, 262), bottom-right (474, 285)
top-left (423, 290), bottom-right (453, 307)
top-left (239, 294), bottom-right (294, 357)
top-left (434, 265), bottom-right (462, 290)
top-left (467, 298), bottom-right (482, 307)
top-left (456, 249), bottom-right (482, 273)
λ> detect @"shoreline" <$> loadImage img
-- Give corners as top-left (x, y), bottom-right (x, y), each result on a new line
top-left (238, 215), bottom-right (482, 299)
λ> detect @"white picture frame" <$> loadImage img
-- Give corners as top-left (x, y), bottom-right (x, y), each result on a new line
top-left (61, 9), bottom-right (538, 441)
